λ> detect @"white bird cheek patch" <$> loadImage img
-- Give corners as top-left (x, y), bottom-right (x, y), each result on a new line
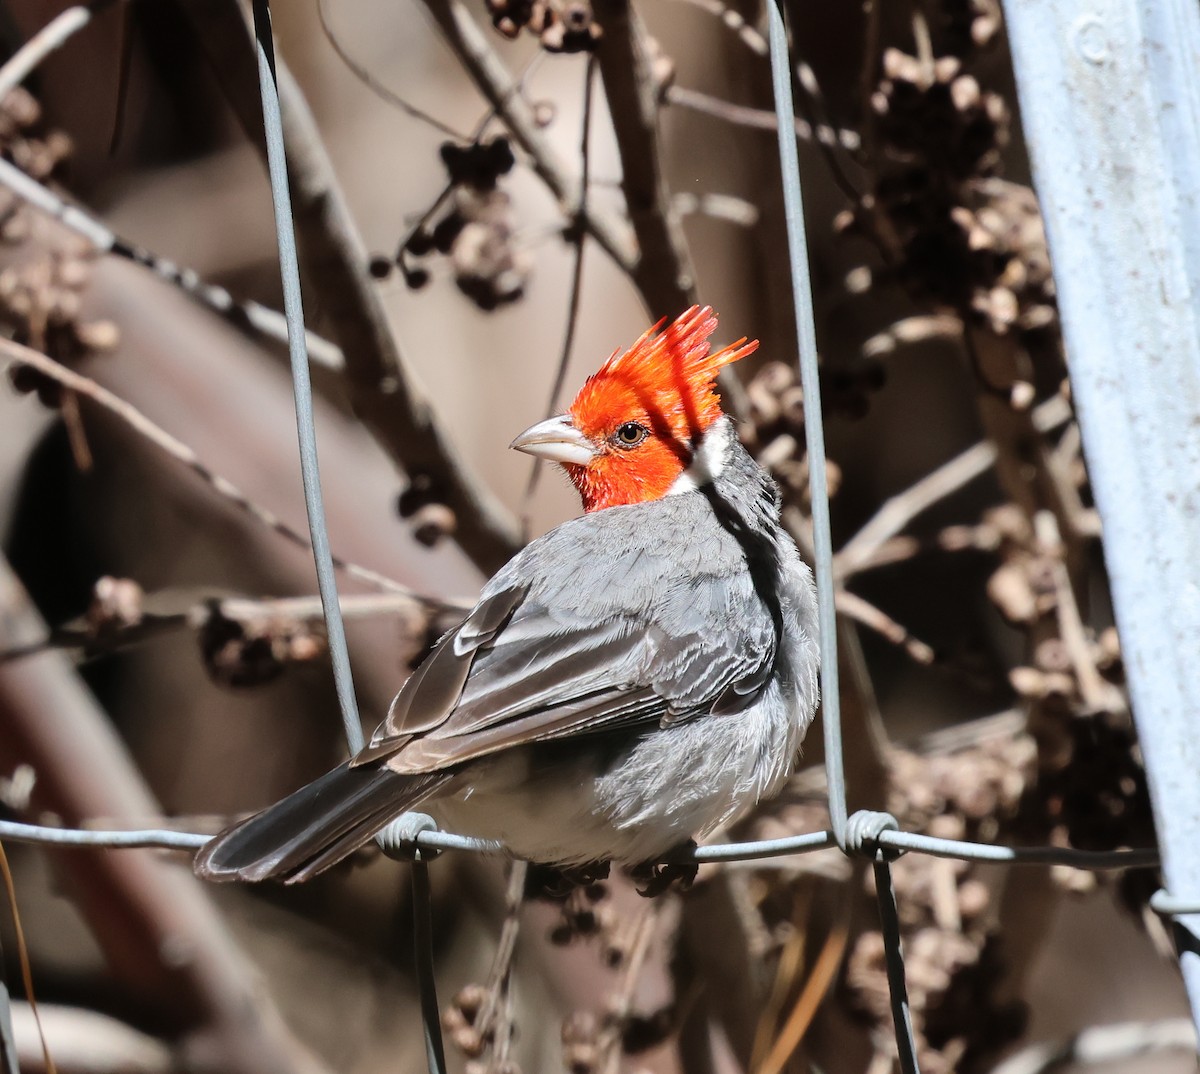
top-left (667, 418), bottom-right (731, 496)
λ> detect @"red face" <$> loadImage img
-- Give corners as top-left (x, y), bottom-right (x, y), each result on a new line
top-left (565, 372), bottom-right (710, 511)
top-left (510, 306), bottom-right (759, 513)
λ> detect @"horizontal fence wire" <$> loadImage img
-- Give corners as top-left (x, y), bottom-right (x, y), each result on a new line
top-left (766, 3), bottom-right (922, 1070)
top-left (0, 818), bottom-right (1162, 872)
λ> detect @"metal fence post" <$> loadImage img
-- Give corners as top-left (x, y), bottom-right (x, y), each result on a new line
top-left (1002, 0), bottom-right (1200, 1030)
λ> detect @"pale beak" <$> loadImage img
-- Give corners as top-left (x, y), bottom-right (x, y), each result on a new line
top-left (510, 414), bottom-right (598, 466)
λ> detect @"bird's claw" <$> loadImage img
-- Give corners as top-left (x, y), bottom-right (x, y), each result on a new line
top-left (629, 843), bottom-right (698, 898)
top-left (525, 860), bottom-right (611, 900)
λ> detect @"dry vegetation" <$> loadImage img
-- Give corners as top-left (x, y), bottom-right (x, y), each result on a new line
top-left (0, 1), bottom-right (1192, 1073)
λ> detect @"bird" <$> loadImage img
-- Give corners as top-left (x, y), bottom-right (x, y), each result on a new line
top-left (194, 305), bottom-right (819, 884)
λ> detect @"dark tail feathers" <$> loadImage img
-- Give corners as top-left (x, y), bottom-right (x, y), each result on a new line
top-left (194, 762), bottom-right (448, 884)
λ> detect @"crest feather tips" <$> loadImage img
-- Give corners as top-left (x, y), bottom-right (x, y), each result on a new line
top-left (571, 306), bottom-right (759, 440)
top-left (600, 305), bottom-right (758, 387)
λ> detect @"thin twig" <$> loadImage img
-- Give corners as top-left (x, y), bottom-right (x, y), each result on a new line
top-left (790, 61), bottom-right (863, 202)
top-left (0, 589), bottom-right (467, 665)
top-left (0, 155), bottom-right (344, 370)
top-left (835, 394), bottom-right (1073, 579)
top-left (835, 590), bottom-right (935, 665)
top-left (667, 0), bottom-right (767, 55)
top-left (420, 0), bottom-right (637, 275)
top-left (0, 0), bottom-right (116, 101)
top-left (315, 0), bottom-right (466, 140)
top-left (665, 85), bottom-right (861, 152)
top-left (600, 903), bottom-right (660, 1074)
top-left (861, 313), bottom-right (964, 358)
top-left (755, 906), bottom-right (851, 1074)
top-left (522, 57), bottom-right (597, 518)
top-left (750, 885), bottom-right (811, 1072)
top-left (0, 338), bottom-right (411, 595)
top-left (1034, 512), bottom-right (1124, 715)
top-left (592, 0), bottom-right (696, 320)
top-left (476, 860), bottom-right (526, 1068)
top-left (673, 191), bottom-right (760, 227)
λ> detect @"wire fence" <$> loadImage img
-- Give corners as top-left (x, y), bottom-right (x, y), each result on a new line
top-left (0, 2), bottom-right (1195, 1073)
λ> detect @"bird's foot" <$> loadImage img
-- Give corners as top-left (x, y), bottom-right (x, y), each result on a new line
top-left (525, 860), bottom-right (611, 900)
top-left (629, 842), bottom-right (698, 898)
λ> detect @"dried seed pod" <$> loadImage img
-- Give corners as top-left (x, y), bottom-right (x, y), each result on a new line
top-left (410, 502), bottom-right (457, 548)
top-left (87, 576), bottom-right (144, 635)
top-left (987, 563), bottom-right (1037, 624)
top-left (451, 1025), bottom-right (486, 1059)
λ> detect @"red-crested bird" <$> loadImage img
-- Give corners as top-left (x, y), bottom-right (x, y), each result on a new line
top-left (195, 306), bottom-right (819, 882)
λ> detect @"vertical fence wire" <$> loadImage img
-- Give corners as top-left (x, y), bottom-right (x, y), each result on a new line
top-left (873, 859), bottom-right (922, 1074)
top-left (250, 0), bottom-right (364, 756)
top-left (249, 6), bottom-right (447, 1071)
top-left (765, 0), bottom-right (847, 844)
top-left (412, 857), bottom-right (450, 1074)
top-left (768, 5), bottom-right (924, 1069)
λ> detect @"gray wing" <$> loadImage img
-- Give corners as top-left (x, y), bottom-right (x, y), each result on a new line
top-left (352, 496), bottom-right (779, 774)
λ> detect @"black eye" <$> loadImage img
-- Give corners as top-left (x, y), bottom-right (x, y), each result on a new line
top-left (612, 421), bottom-right (648, 448)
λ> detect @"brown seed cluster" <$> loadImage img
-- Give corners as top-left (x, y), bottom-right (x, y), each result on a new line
top-left (739, 361), bottom-right (843, 506)
top-left (0, 87), bottom-right (72, 237)
top-left (484, 0), bottom-right (602, 53)
top-left (942, 0), bottom-right (1003, 51)
top-left (846, 28), bottom-right (1059, 384)
top-left (443, 983), bottom-right (521, 1074)
top-left (86, 576), bottom-right (145, 639)
top-left (523, 862), bottom-right (634, 958)
top-left (3, 248), bottom-right (120, 405)
top-left (376, 137), bottom-right (530, 313)
top-left (196, 602), bottom-right (327, 688)
top-left (559, 1004), bottom-right (673, 1074)
top-left (395, 472), bottom-right (458, 552)
top-left (0, 88), bottom-right (117, 404)
top-left (971, 504), bottom-right (1153, 887)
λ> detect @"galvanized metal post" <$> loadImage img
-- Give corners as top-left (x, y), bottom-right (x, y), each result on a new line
top-left (1002, 0), bottom-right (1200, 1029)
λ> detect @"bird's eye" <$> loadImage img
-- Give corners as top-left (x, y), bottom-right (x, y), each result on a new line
top-left (612, 421), bottom-right (649, 448)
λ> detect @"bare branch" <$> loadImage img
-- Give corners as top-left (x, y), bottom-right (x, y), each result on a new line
top-left (522, 57), bottom-right (596, 520)
top-left (666, 0), bottom-right (767, 55)
top-left (419, 0), bottom-right (638, 275)
top-left (835, 590), bottom-right (936, 665)
top-left (0, 338), bottom-right (410, 595)
top-left (183, 3), bottom-right (523, 575)
top-left (861, 313), bottom-right (964, 358)
top-left (990, 1018), bottom-right (1197, 1074)
top-left (592, 0), bottom-right (696, 320)
top-left (9, 1003), bottom-right (174, 1074)
top-left (0, 555), bottom-right (330, 1074)
top-left (315, 0), bottom-right (466, 140)
top-left (835, 394), bottom-right (1073, 580)
top-left (0, 155), bottom-right (343, 370)
top-left (665, 85), bottom-right (862, 152)
top-left (0, 588), bottom-right (468, 665)
top-left (0, 1), bottom-right (115, 101)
